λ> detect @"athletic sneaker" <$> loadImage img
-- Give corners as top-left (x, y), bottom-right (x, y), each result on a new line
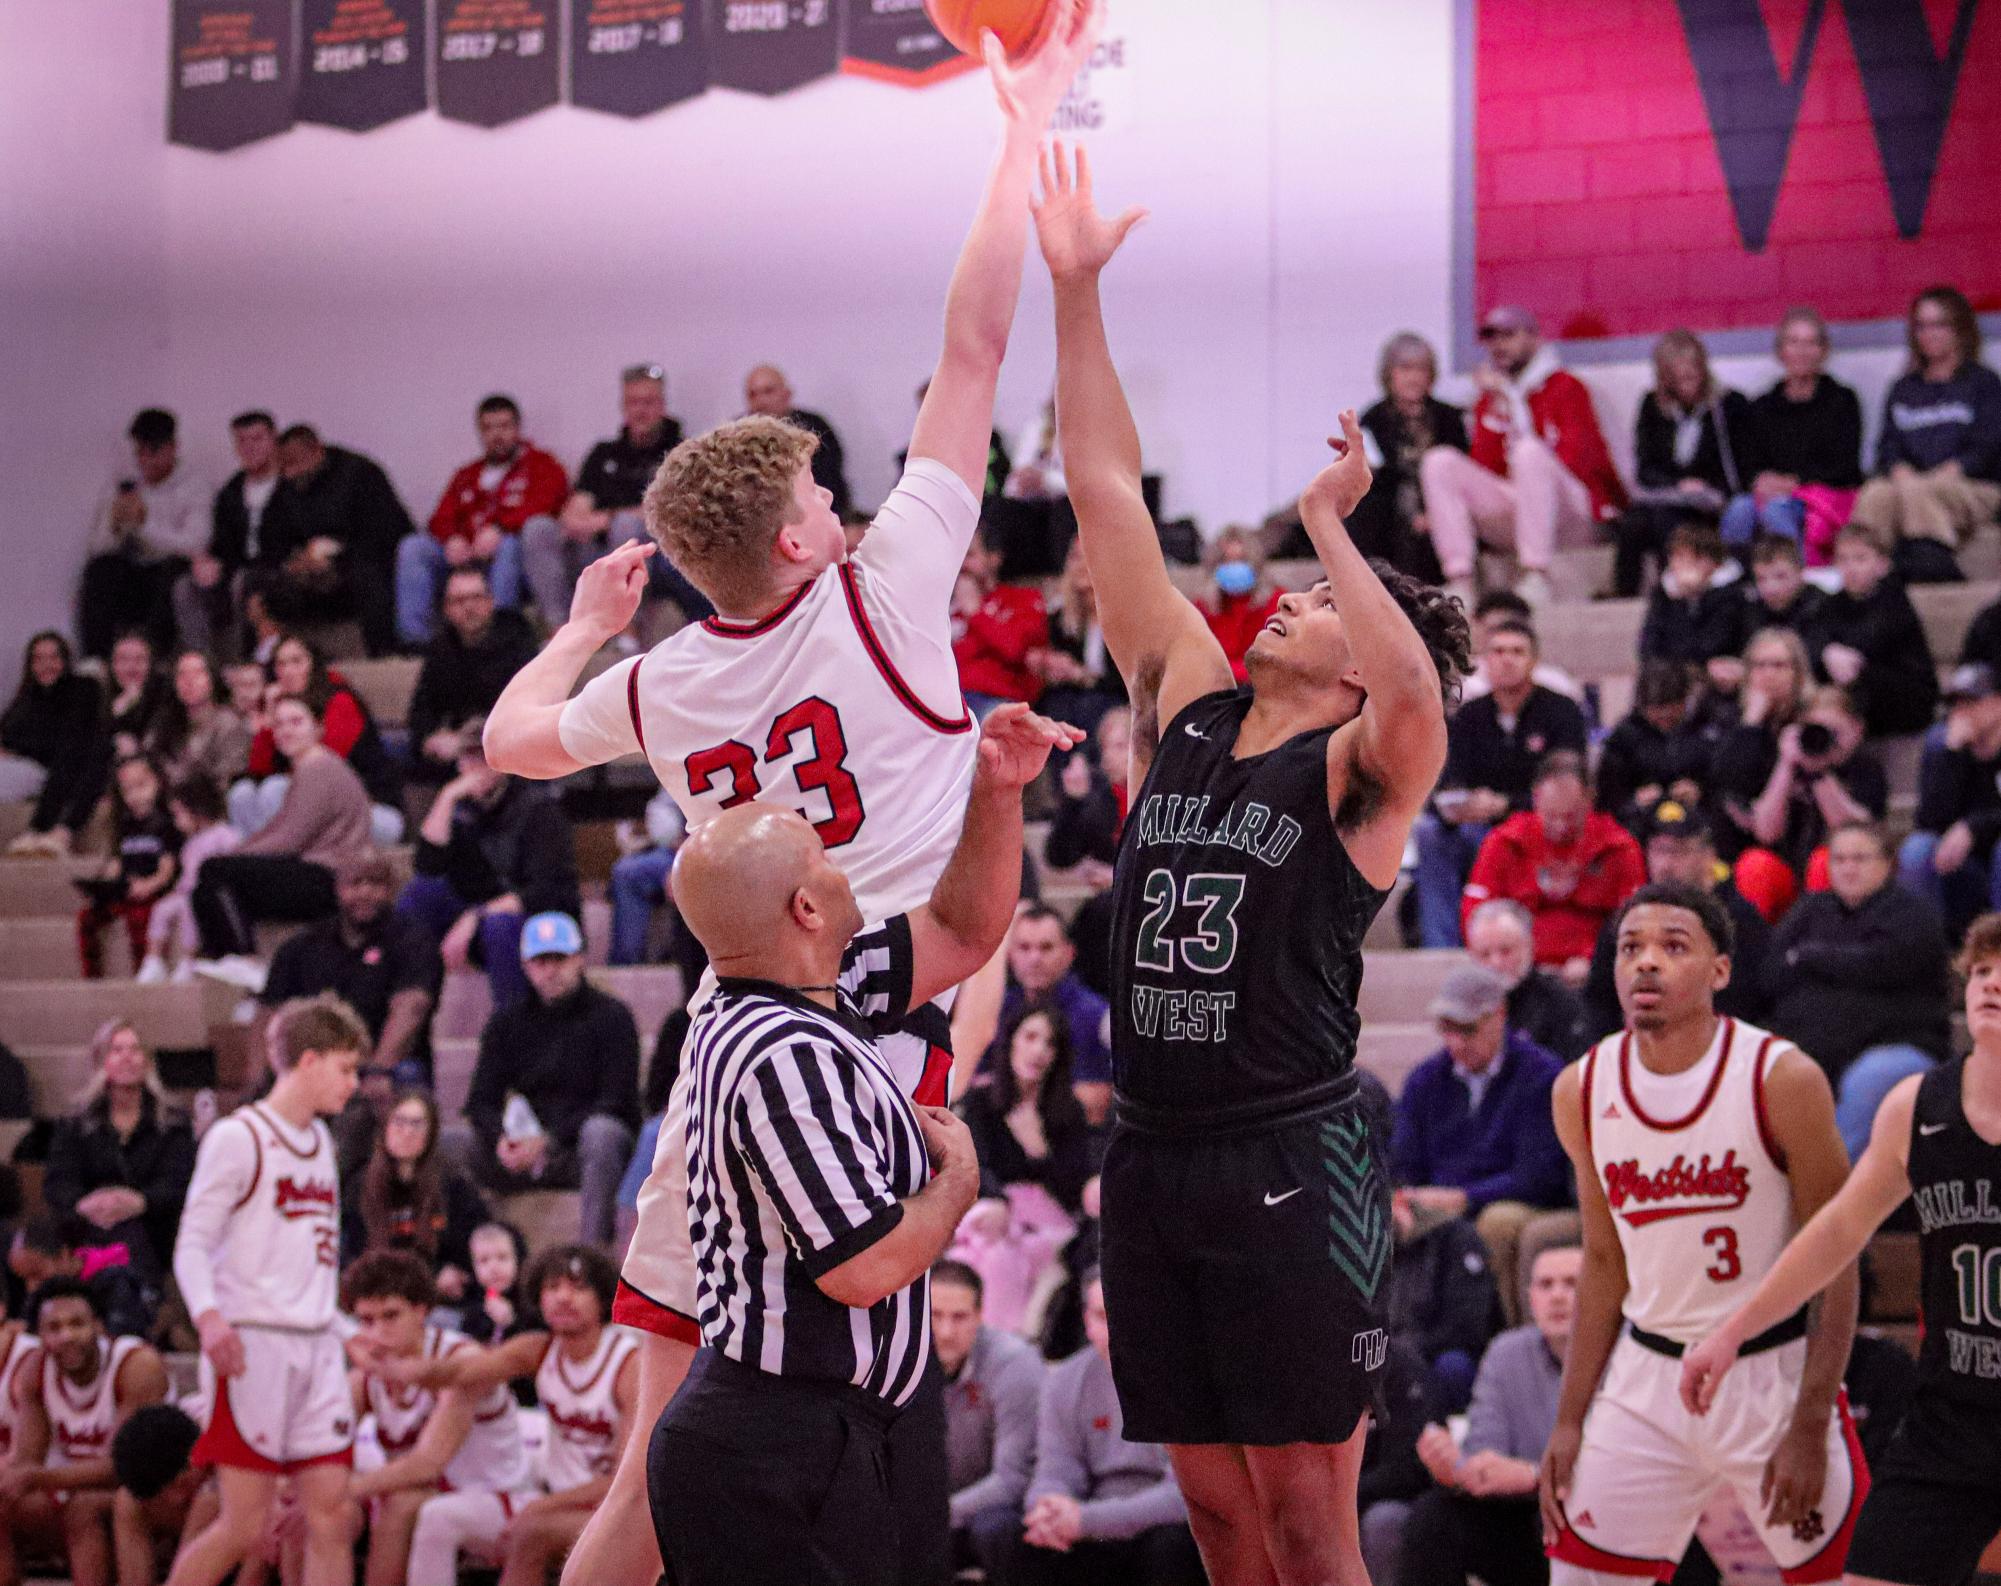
top-left (193, 955), bottom-right (268, 994)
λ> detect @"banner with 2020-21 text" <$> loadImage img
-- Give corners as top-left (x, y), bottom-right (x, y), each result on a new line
top-left (169, 0), bottom-right (297, 150)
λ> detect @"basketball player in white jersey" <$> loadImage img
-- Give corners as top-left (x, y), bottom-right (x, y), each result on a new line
top-left (1540, 882), bottom-right (1865, 1585)
top-left (0, 1311), bottom-right (38, 1466)
top-left (479, 10), bottom-right (1101, 1585)
top-left (0, 1277), bottom-right (168, 1586)
top-left (168, 994), bottom-right (368, 1586)
top-left (375, 1245), bottom-right (638, 1586)
top-left (336, 1250), bottom-right (530, 1586)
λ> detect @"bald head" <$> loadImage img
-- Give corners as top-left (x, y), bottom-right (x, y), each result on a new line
top-left (745, 365), bottom-right (793, 418)
top-left (672, 804), bottom-right (858, 971)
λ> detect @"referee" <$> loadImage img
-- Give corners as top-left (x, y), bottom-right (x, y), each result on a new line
top-left (647, 704), bottom-right (1080, 1586)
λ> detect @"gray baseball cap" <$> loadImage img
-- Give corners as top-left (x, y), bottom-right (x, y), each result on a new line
top-left (1429, 965), bottom-right (1510, 1025)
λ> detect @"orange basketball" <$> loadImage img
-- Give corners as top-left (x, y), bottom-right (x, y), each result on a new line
top-left (924, 0), bottom-right (1061, 62)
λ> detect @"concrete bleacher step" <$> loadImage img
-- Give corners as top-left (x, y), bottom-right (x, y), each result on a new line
top-left (434, 965), bottom-right (687, 1047)
top-left (0, 918), bottom-right (93, 980)
top-left (1357, 950), bottom-right (1467, 1024)
top-left (0, 858), bottom-right (91, 918)
top-left (340, 657), bottom-right (423, 730)
top-left (0, 979), bottom-right (234, 1053)
top-left (1356, 1024), bottom-right (1440, 1099)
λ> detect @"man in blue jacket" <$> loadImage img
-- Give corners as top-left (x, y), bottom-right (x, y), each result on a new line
top-left (1391, 965), bottom-right (1574, 1323)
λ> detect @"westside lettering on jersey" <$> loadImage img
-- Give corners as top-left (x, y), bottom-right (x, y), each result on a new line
top-left (44, 1336), bottom-right (144, 1466)
top-left (1909, 1060), bottom-right (2001, 1405)
top-left (172, 1104), bottom-right (341, 1331)
top-left (1583, 1019), bottom-right (1798, 1343)
top-left (1110, 690), bottom-right (1385, 1119)
top-left (535, 1327), bottom-right (638, 1491)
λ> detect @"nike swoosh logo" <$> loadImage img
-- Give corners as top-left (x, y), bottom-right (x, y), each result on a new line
top-left (1185, 724), bottom-right (1207, 739)
top-left (1264, 1188), bottom-right (1304, 1206)
top-left (1920, 1123), bottom-right (1948, 1136)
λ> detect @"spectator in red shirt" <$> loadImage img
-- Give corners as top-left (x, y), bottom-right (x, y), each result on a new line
top-left (1462, 750), bottom-right (1644, 986)
top-left (1420, 307), bottom-right (1626, 611)
top-left (1198, 526), bottom-right (1283, 683)
top-left (953, 527), bottom-right (1049, 717)
top-left (395, 395), bottom-right (568, 649)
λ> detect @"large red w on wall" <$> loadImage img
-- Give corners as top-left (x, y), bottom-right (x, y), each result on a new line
top-left (1472, 0), bottom-right (2001, 341)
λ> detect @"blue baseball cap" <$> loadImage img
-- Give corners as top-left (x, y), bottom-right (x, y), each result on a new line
top-left (519, 912), bottom-right (583, 962)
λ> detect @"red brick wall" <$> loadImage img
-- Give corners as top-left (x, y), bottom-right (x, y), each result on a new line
top-left (1474, 0), bottom-right (2001, 339)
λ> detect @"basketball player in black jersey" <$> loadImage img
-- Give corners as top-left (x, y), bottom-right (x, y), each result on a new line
top-left (1681, 911), bottom-right (2001, 1586)
top-left (1035, 144), bottom-right (1471, 1586)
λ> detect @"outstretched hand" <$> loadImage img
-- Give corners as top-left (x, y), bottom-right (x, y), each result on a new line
top-left (977, 702), bottom-right (1085, 790)
top-left (1299, 411), bottom-right (1375, 524)
top-left (986, 0), bottom-right (1098, 131)
top-left (567, 537), bottom-right (654, 645)
top-left (1033, 140), bottom-right (1148, 281)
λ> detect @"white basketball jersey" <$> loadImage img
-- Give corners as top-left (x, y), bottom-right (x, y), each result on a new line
top-left (0, 1330), bottom-right (39, 1460)
top-left (1584, 1018), bottom-right (1798, 1343)
top-left (557, 460), bottom-right (980, 926)
top-left (536, 1327), bottom-right (637, 1492)
top-left (184, 1104), bottom-right (341, 1329)
top-left (43, 1335), bottom-right (144, 1467)
top-left (364, 1326), bottom-right (529, 1494)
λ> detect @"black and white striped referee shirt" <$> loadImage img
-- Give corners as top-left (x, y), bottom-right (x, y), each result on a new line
top-left (684, 914), bottom-right (933, 1406)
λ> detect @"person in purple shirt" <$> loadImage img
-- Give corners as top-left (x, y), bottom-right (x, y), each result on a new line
top-left (1391, 965), bottom-right (1574, 1323)
top-left (986, 904), bottom-right (1113, 1125)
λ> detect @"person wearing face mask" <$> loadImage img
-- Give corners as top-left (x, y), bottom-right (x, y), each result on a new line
top-left (1724, 309), bottom-right (1864, 560)
top-left (1766, 820), bottom-right (1951, 1159)
top-left (1197, 527), bottom-right (1283, 684)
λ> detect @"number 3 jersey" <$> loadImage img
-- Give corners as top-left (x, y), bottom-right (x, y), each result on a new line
top-left (1109, 689), bottom-right (1387, 1123)
top-left (1908, 1058), bottom-right (2001, 1407)
top-left (1581, 1018), bottom-right (1800, 1344)
top-left (557, 459), bottom-right (979, 930)
top-left (171, 1103), bottom-right (341, 1331)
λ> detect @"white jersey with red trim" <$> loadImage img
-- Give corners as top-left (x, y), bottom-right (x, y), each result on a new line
top-left (43, 1335), bottom-right (144, 1467)
top-left (0, 1330), bottom-right (38, 1461)
top-left (1583, 1017), bottom-right (1799, 1344)
top-left (535, 1326), bottom-right (637, 1493)
top-left (172, 1104), bottom-right (341, 1331)
top-left (363, 1326), bottom-right (529, 1494)
top-left (555, 459), bottom-right (980, 927)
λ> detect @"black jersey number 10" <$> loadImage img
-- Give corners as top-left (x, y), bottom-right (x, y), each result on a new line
top-left (1134, 870), bottom-right (1246, 975)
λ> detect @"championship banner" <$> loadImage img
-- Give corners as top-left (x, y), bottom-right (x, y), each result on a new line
top-left (169, 0), bottom-right (296, 151)
top-left (570, 0), bottom-right (710, 115)
top-left (297, 0), bottom-right (429, 131)
top-left (841, 0), bottom-right (974, 85)
top-left (436, 0), bottom-right (562, 125)
top-left (1470, 0), bottom-right (2001, 343)
top-left (707, 0), bottom-right (839, 95)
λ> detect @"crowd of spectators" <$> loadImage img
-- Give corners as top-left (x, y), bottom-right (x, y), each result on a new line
top-left (1, 283), bottom-right (1999, 1585)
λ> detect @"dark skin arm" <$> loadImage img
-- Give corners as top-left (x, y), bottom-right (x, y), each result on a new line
top-left (20, 1347), bottom-right (169, 1494)
top-left (1539, 1062), bottom-right (1632, 1546)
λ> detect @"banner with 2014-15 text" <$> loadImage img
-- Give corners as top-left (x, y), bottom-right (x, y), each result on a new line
top-left (168, 0), bottom-right (988, 147)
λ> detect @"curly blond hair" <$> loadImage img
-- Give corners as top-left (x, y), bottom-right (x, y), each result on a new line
top-left (642, 417), bottom-right (818, 615)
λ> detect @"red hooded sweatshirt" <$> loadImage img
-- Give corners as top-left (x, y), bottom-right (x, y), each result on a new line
top-left (953, 584), bottom-right (1049, 704)
top-left (1467, 346), bottom-right (1628, 523)
top-left (429, 444), bottom-right (570, 544)
top-left (1461, 809), bottom-right (1645, 966)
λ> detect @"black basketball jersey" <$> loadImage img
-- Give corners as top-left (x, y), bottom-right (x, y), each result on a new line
top-left (1909, 1059), bottom-right (2001, 1408)
top-left (1108, 688), bottom-right (1387, 1124)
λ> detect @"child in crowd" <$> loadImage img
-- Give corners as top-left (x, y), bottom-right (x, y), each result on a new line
top-left (75, 755), bottom-right (179, 980)
top-left (136, 772), bottom-right (239, 985)
top-left (452, 1220), bottom-right (535, 1347)
top-left (1637, 522), bottom-right (1756, 690)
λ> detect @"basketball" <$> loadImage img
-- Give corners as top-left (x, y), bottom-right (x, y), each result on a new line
top-left (924, 0), bottom-right (1062, 62)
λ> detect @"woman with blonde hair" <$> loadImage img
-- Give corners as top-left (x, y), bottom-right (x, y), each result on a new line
top-left (42, 1019), bottom-right (195, 1285)
top-left (1612, 328), bottom-right (1759, 595)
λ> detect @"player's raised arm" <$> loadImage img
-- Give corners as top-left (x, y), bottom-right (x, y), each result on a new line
top-left (907, 0), bottom-right (1099, 496)
top-left (1039, 143), bottom-right (1231, 784)
top-left (1301, 416), bottom-right (1460, 816)
top-left (1540, 1062), bottom-right (1631, 1546)
top-left (1682, 1072), bottom-right (1918, 1416)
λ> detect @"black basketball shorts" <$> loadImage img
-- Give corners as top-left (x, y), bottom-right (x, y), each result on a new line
top-left (1098, 1100), bottom-right (1390, 1447)
top-left (1845, 1387), bottom-right (2001, 1586)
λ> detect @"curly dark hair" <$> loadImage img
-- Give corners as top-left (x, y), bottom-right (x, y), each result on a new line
top-left (1371, 560), bottom-right (1474, 707)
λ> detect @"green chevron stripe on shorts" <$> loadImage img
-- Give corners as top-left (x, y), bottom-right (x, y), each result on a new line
top-left (1321, 1112), bottom-right (1389, 1302)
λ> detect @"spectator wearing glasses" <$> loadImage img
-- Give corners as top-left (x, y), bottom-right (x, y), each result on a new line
top-left (523, 363), bottom-right (711, 634)
top-left (404, 566), bottom-right (538, 786)
top-left (1419, 307), bottom-right (1625, 610)
top-left (398, 395), bottom-right (566, 648)
top-left (340, 1089), bottom-right (489, 1302)
top-left (1848, 285), bottom-right (2001, 583)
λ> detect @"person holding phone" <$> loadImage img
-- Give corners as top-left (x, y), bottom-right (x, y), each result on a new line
top-left (79, 410), bottom-right (210, 657)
